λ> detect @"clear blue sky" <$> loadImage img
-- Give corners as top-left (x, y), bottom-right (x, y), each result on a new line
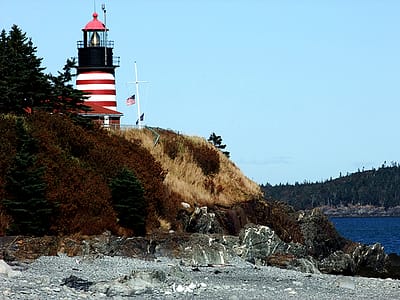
top-left (2, 1), bottom-right (400, 185)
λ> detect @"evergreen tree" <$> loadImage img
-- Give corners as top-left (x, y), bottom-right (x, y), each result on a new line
top-left (208, 132), bottom-right (230, 158)
top-left (0, 25), bottom-right (89, 116)
top-left (2, 118), bottom-right (52, 235)
top-left (0, 25), bottom-right (49, 114)
top-left (109, 168), bottom-right (146, 235)
top-left (45, 58), bottom-right (89, 114)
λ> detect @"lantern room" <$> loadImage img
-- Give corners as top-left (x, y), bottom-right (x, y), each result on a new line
top-left (77, 12), bottom-right (119, 69)
top-left (84, 12), bottom-right (105, 45)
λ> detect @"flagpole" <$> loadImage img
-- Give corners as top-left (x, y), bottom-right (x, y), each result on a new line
top-left (134, 61), bottom-right (142, 129)
top-left (102, 4), bottom-right (107, 66)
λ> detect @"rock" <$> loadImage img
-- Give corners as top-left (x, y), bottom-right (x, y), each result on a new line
top-left (386, 253), bottom-right (400, 279)
top-left (1, 236), bottom-right (60, 261)
top-left (265, 253), bottom-right (296, 268)
top-left (90, 270), bottom-right (166, 296)
top-left (181, 202), bottom-right (191, 210)
top-left (288, 257), bottom-right (321, 274)
top-left (297, 209), bottom-right (348, 258)
top-left (0, 259), bottom-right (20, 277)
top-left (175, 284), bottom-right (185, 293)
top-left (180, 234), bottom-right (236, 266)
top-left (0, 215), bottom-right (398, 280)
top-left (235, 224), bottom-right (306, 266)
top-left (334, 276), bottom-right (356, 290)
top-left (350, 243), bottom-right (388, 276)
top-left (318, 251), bottom-right (356, 275)
top-left (62, 275), bottom-right (93, 291)
top-left (186, 206), bottom-right (224, 234)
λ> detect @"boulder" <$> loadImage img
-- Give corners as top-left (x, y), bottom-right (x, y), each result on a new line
top-left (90, 270), bottom-right (166, 297)
top-left (185, 206), bottom-right (224, 234)
top-left (0, 259), bottom-right (20, 277)
top-left (318, 251), bottom-right (356, 275)
top-left (62, 275), bottom-right (93, 291)
top-left (297, 209), bottom-right (347, 258)
top-left (179, 233), bottom-right (238, 266)
top-left (288, 257), bottom-right (321, 274)
top-left (234, 224), bottom-right (306, 265)
top-left (350, 243), bottom-right (388, 276)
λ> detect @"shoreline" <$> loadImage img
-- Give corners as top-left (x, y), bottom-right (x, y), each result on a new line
top-left (328, 215), bottom-right (400, 218)
top-left (318, 205), bottom-right (400, 218)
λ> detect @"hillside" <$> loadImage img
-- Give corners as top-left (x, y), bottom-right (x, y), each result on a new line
top-left (4, 112), bottom-right (400, 280)
top-left (261, 165), bottom-right (400, 212)
top-left (0, 113), bottom-right (262, 236)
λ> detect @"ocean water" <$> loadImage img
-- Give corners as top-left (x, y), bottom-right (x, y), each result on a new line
top-left (330, 217), bottom-right (400, 255)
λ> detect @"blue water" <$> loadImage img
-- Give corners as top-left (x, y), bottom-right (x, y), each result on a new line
top-left (330, 217), bottom-right (400, 255)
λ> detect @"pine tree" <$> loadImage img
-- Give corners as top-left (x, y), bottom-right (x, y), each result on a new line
top-left (208, 132), bottom-right (230, 158)
top-left (0, 25), bottom-right (49, 114)
top-left (46, 58), bottom-right (89, 114)
top-left (2, 118), bottom-right (52, 235)
top-left (0, 26), bottom-right (88, 116)
top-left (109, 168), bottom-right (146, 235)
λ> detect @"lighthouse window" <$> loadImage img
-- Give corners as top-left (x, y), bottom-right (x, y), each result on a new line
top-left (90, 32), bottom-right (101, 47)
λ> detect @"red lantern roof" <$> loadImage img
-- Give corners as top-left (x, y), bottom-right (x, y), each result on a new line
top-left (83, 12), bottom-right (107, 31)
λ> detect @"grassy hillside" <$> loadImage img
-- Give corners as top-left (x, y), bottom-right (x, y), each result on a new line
top-left (0, 113), bottom-right (261, 236)
top-left (120, 128), bottom-right (261, 208)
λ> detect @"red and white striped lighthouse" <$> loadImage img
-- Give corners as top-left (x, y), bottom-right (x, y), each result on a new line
top-left (76, 10), bottom-right (122, 126)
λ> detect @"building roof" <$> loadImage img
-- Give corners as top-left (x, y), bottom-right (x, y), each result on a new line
top-left (83, 12), bottom-right (107, 31)
top-left (79, 103), bottom-right (123, 117)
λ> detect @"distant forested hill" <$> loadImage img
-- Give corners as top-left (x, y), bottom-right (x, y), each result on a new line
top-left (261, 164), bottom-right (400, 210)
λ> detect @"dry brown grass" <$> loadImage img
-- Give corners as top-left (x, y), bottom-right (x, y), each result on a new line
top-left (157, 216), bottom-right (171, 232)
top-left (117, 128), bottom-right (262, 210)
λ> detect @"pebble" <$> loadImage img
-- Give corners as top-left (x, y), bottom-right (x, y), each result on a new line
top-left (0, 256), bottom-right (399, 299)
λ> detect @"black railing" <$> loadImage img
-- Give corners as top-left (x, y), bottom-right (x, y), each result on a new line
top-left (77, 40), bottom-right (115, 48)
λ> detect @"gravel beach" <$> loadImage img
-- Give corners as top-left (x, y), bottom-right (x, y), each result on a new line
top-left (1, 255), bottom-right (400, 299)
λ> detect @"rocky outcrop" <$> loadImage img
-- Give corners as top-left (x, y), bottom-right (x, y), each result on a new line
top-left (2, 223), bottom-right (396, 279)
top-left (318, 251), bottom-right (356, 275)
top-left (233, 224), bottom-right (319, 273)
top-left (182, 206), bottom-right (224, 234)
top-left (1, 199), bottom-right (399, 279)
top-left (297, 209), bottom-right (348, 258)
top-left (234, 224), bottom-right (304, 263)
top-left (349, 243), bottom-right (388, 276)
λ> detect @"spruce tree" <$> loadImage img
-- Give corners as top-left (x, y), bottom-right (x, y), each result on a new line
top-left (46, 58), bottom-right (89, 114)
top-left (2, 118), bottom-right (52, 235)
top-left (208, 132), bottom-right (230, 158)
top-left (0, 25), bottom-right (88, 116)
top-left (109, 168), bottom-right (146, 235)
top-left (0, 25), bottom-right (49, 114)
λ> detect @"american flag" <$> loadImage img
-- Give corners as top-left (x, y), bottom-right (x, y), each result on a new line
top-left (126, 94), bottom-right (135, 105)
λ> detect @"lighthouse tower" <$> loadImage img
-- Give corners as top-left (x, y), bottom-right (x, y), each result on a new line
top-left (76, 10), bottom-right (122, 127)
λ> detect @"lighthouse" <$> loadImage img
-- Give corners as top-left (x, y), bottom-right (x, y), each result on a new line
top-left (76, 9), bottom-right (122, 127)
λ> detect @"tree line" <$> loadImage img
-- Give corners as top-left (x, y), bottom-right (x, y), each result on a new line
top-left (261, 164), bottom-right (400, 210)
